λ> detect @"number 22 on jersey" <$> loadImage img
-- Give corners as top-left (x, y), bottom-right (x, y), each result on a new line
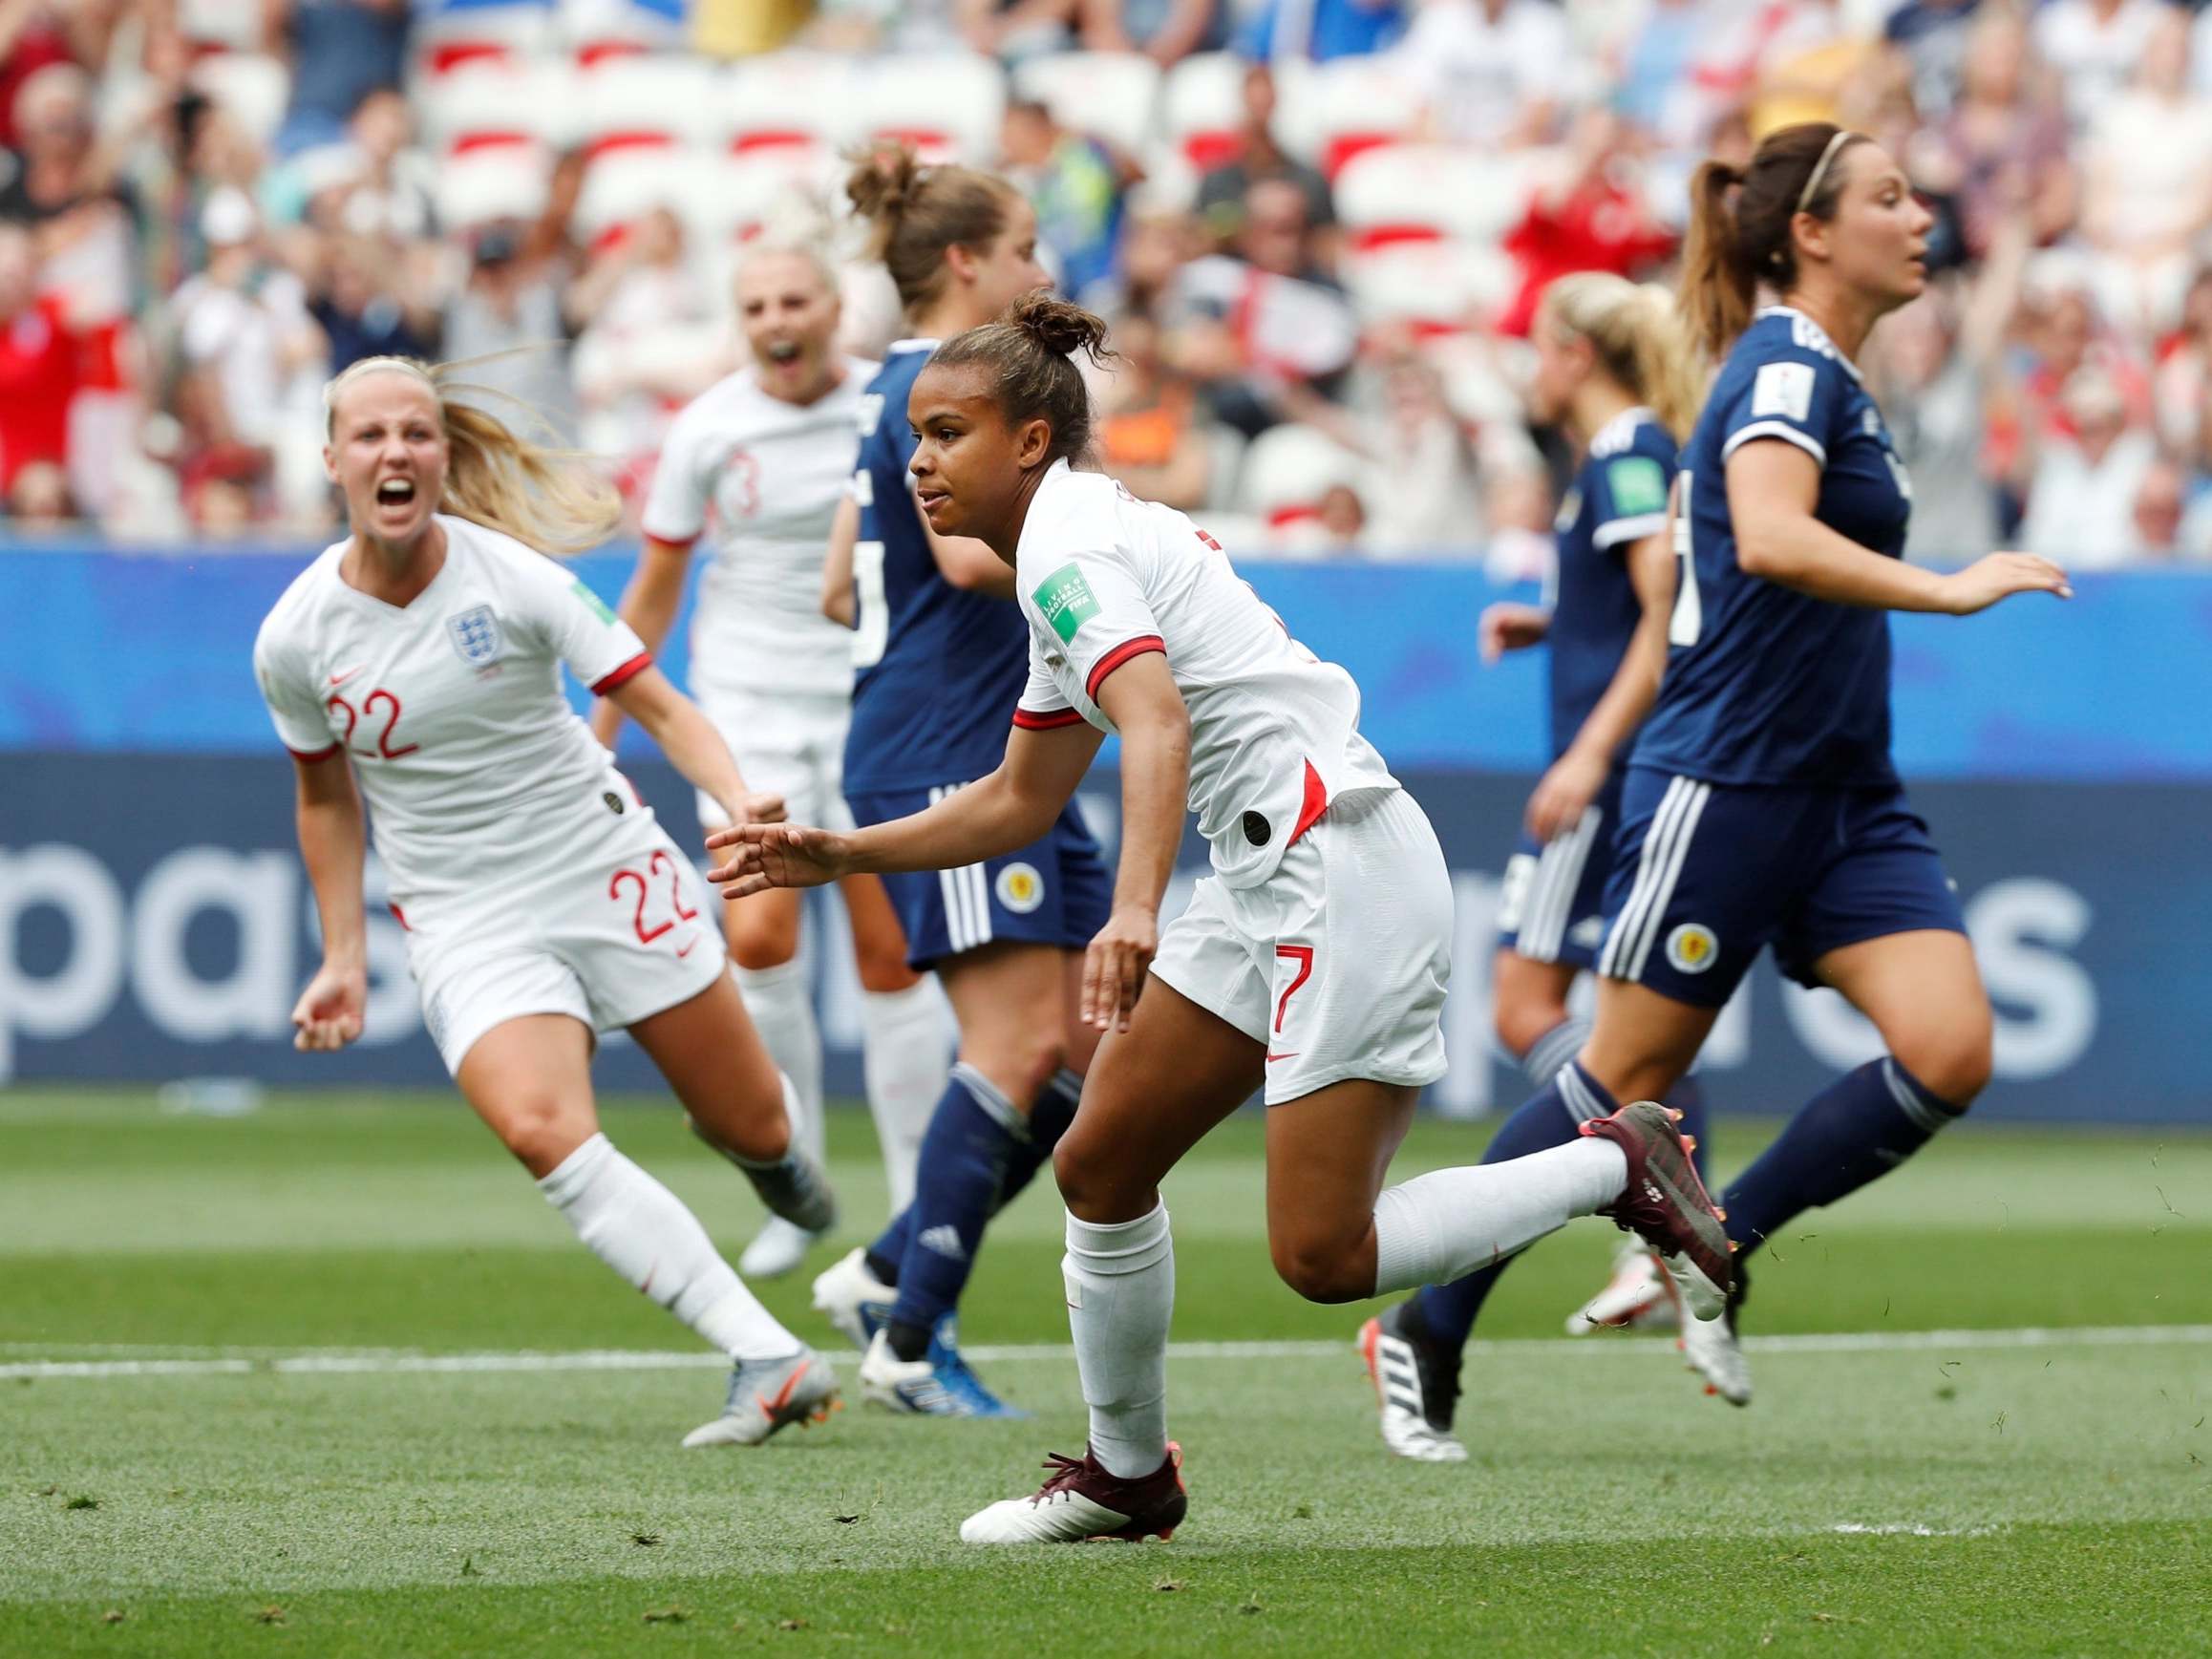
top-left (327, 687), bottom-right (418, 759)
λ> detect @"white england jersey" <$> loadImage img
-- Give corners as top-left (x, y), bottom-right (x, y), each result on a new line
top-left (253, 515), bottom-right (657, 924)
top-left (641, 357), bottom-right (878, 701)
top-left (1010, 461), bottom-right (1398, 888)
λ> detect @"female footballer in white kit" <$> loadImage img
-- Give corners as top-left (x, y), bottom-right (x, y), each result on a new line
top-left (592, 240), bottom-right (947, 1278)
top-left (255, 355), bottom-right (840, 1447)
top-left (711, 297), bottom-right (1733, 1542)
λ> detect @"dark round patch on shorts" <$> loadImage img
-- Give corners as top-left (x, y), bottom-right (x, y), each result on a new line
top-left (1243, 811), bottom-right (1271, 846)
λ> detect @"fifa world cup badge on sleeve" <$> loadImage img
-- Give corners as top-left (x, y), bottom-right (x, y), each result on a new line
top-left (446, 605), bottom-right (503, 670)
top-left (1032, 564), bottom-right (1100, 645)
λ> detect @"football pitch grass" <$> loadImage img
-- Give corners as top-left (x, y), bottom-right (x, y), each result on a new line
top-left (3, 1090), bottom-right (2207, 1657)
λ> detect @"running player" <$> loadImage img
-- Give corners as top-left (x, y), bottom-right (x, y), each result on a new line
top-left (1440, 124), bottom-right (2066, 1416)
top-left (591, 239), bottom-right (946, 1279)
top-left (800, 147), bottom-right (1109, 1417)
top-left (710, 296), bottom-right (1731, 1543)
top-left (256, 355), bottom-right (840, 1447)
top-left (1360, 273), bottom-right (1712, 1462)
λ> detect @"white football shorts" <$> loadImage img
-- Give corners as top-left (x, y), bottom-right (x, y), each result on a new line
top-left (406, 807), bottom-right (728, 1075)
top-left (1150, 785), bottom-right (1452, 1104)
top-left (694, 685), bottom-right (856, 834)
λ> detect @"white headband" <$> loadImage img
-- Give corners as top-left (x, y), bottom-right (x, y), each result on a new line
top-left (1797, 129), bottom-right (1858, 214)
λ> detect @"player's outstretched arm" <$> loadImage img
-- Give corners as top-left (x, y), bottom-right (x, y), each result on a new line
top-left (707, 718), bottom-right (1105, 900)
top-left (290, 751), bottom-right (370, 1052)
top-left (820, 497), bottom-right (859, 627)
top-left (1728, 442), bottom-right (2072, 612)
top-left (1084, 652), bottom-right (1192, 1033)
top-left (606, 665), bottom-right (783, 830)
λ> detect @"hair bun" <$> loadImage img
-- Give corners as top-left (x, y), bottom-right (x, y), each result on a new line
top-left (844, 144), bottom-right (922, 239)
top-left (1006, 292), bottom-right (1113, 364)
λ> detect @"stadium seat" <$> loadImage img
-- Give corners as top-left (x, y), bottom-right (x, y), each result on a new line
top-left (434, 144), bottom-right (554, 230)
top-left (1334, 145), bottom-right (1558, 252)
top-left (720, 53), bottom-right (858, 161)
top-left (1237, 421), bottom-right (1365, 528)
top-left (1341, 245), bottom-right (1517, 336)
top-left (576, 54), bottom-right (720, 158)
top-left (416, 60), bottom-right (581, 157)
top-left (188, 53), bottom-right (290, 149)
top-left (852, 53), bottom-right (1006, 165)
top-left (1280, 58), bottom-right (1423, 180)
top-left (411, 3), bottom-right (556, 78)
top-left (1160, 52), bottom-right (1249, 174)
top-left (1013, 52), bottom-right (1160, 157)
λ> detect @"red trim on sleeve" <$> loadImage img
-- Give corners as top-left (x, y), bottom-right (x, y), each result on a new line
top-left (1012, 706), bottom-right (1088, 731)
top-left (390, 903), bottom-right (410, 931)
top-left (643, 528), bottom-right (701, 550)
top-left (1083, 635), bottom-right (1167, 704)
top-left (1287, 760), bottom-right (1329, 847)
top-left (287, 743), bottom-right (340, 763)
top-left (590, 651), bottom-right (653, 695)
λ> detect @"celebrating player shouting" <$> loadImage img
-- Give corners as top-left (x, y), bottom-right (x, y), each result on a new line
top-left (255, 356), bottom-right (839, 1447)
top-left (710, 296), bottom-right (1731, 1543)
top-left (592, 239), bottom-right (946, 1278)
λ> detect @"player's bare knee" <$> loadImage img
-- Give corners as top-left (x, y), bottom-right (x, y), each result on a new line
top-left (1495, 997), bottom-right (1571, 1066)
top-left (853, 942), bottom-right (919, 995)
top-left (1897, 1028), bottom-right (1991, 1111)
top-left (1268, 1234), bottom-right (1367, 1305)
top-left (968, 1031), bottom-right (1067, 1110)
top-left (1053, 1131), bottom-right (1143, 1223)
top-left (728, 919), bottom-right (799, 973)
top-left (498, 1095), bottom-right (592, 1176)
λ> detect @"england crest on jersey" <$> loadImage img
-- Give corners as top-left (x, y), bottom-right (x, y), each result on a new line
top-left (446, 605), bottom-right (503, 669)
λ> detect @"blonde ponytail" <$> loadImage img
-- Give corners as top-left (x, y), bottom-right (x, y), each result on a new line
top-left (323, 354), bottom-right (623, 557)
top-left (1540, 273), bottom-right (1709, 443)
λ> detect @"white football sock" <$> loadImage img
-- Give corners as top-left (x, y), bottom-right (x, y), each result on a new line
top-left (1371, 1138), bottom-right (1627, 1295)
top-left (538, 1133), bottom-right (798, 1363)
top-left (1064, 1202), bottom-right (1174, 1480)
top-left (735, 960), bottom-right (824, 1168)
top-left (858, 979), bottom-right (947, 1212)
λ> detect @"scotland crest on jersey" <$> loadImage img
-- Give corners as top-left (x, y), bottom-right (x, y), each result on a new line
top-left (446, 605), bottom-right (503, 669)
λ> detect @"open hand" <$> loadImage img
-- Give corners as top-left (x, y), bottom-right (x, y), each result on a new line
top-left (291, 959), bottom-right (367, 1052)
top-left (705, 822), bottom-right (849, 899)
top-left (1936, 552), bottom-right (2072, 615)
top-left (1478, 602), bottom-right (1551, 664)
top-left (1081, 904), bottom-right (1159, 1034)
top-left (1525, 746), bottom-right (1609, 843)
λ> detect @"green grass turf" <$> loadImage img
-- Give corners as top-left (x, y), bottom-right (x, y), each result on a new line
top-left (2, 1088), bottom-right (2208, 1656)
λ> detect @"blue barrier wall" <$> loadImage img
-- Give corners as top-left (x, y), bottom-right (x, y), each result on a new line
top-left (6, 543), bottom-right (2209, 1120)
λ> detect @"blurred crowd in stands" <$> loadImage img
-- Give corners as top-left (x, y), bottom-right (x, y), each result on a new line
top-left (4, 0), bottom-right (2211, 567)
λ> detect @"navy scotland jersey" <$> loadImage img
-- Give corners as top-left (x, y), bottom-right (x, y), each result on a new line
top-left (1544, 406), bottom-right (1677, 760)
top-left (1632, 307), bottom-right (1913, 787)
top-left (843, 339), bottom-right (1032, 794)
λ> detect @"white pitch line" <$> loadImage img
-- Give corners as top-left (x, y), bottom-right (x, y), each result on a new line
top-left (3, 1324), bottom-right (2208, 1382)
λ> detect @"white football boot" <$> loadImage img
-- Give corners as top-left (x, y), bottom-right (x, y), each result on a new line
top-left (1565, 1242), bottom-right (1681, 1335)
top-left (738, 1215), bottom-right (827, 1280)
top-left (1358, 1306), bottom-right (1468, 1463)
top-left (680, 1347), bottom-right (840, 1447)
top-left (1678, 1307), bottom-right (1753, 1406)
top-left (811, 1245), bottom-right (896, 1351)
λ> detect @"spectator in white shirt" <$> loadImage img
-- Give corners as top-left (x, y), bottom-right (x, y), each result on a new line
top-left (2021, 367), bottom-right (2158, 568)
top-left (2033, 0), bottom-right (2165, 137)
top-left (2080, 8), bottom-right (2212, 336)
top-left (1394, 0), bottom-right (1570, 148)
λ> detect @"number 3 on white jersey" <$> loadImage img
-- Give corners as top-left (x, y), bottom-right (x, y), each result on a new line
top-left (851, 540), bottom-right (888, 669)
top-left (1667, 470), bottom-right (1701, 648)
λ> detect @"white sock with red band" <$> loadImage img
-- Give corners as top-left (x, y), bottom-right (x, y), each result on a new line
top-left (734, 960), bottom-right (825, 1169)
top-left (859, 980), bottom-right (948, 1213)
top-left (1371, 1139), bottom-right (1627, 1295)
top-left (1063, 1202), bottom-right (1175, 1480)
top-left (538, 1133), bottom-right (798, 1363)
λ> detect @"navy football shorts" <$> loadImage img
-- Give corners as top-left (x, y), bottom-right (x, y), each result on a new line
top-left (1596, 766), bottom-right (1967, 1008)
top-left (844, 785), bottom-right (1112, 971)
top-left (1494, 767), bottom-right (1627, 972)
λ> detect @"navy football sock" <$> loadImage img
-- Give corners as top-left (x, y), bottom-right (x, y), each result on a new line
top-left (1723, 1056), bottom-right (1965, 1260)
top-left (864, 1210), bottom-right (911, 1288)
top-left (886, 1064), bottom-right (1027, 1360)
top-left (998, 1067), bottom-right (1081, 1209)
top-left (1519, 1016), bottom-right (1591, 1088)
top-left (1409, 1062), bottom-right (1621, 1350)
